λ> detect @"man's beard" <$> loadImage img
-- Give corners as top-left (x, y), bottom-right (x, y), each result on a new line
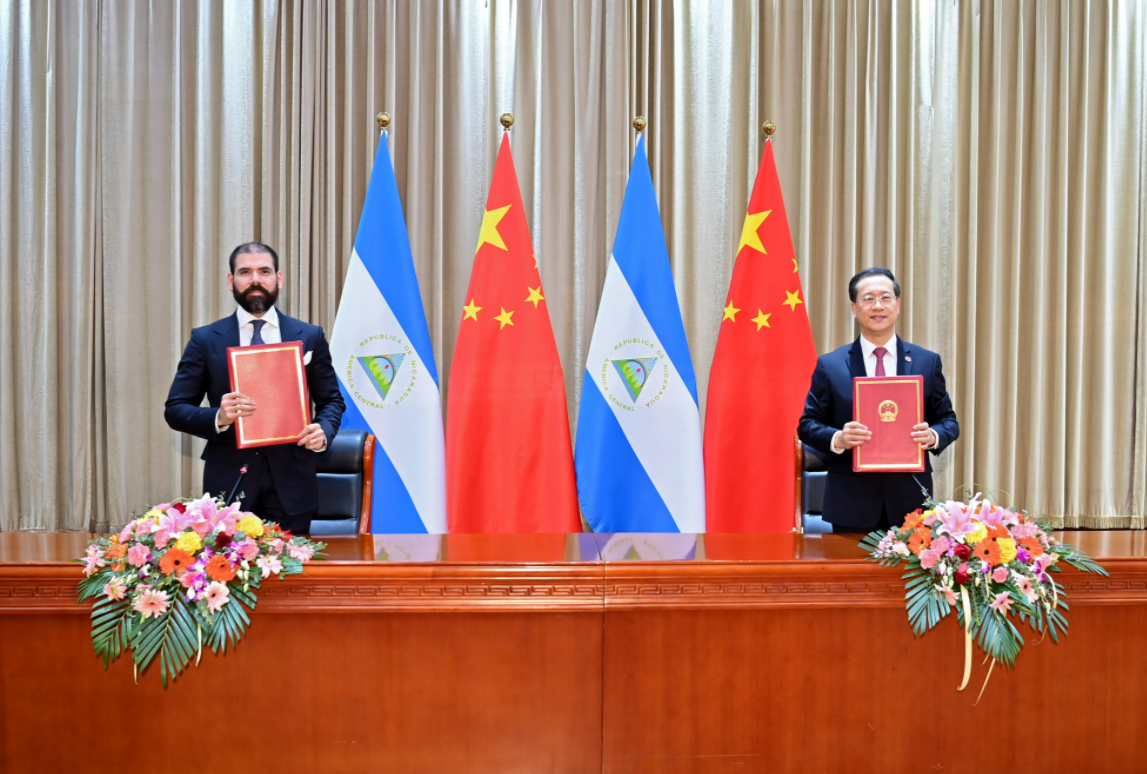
top-left (234, 283), bottom-right (278, 315)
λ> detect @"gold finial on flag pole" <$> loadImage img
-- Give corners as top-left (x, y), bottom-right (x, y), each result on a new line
top-left (762, 120), bottom-right (776, 137)
top-left (377, 112), bottom-right (391, 131)
top-left (500, 113), bottom-right (514, 129)
top-left (633, 116), bottom-right (647, 132)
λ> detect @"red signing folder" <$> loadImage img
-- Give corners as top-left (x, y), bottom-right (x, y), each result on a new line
top-left (227, 341), bottom-right (311, 449)
top-left (853, 375), bottom-right (925, 472)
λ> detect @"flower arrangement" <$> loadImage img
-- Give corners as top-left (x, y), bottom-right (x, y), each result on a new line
top-left (78, 493), bottom-right (325, 684)
top-left (861, 492), bottom-right (1107, 694)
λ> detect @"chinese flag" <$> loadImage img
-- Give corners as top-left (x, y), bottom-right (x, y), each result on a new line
top-left (704, 139), bottom-right (816, 532)
top-left (446, 133), bottom-right (580, 533)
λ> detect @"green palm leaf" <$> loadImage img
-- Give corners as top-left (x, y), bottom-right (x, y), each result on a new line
top-left (91, 596), bottom-right (131, 668)
top-left (132, 597), bottom-right (200, 686)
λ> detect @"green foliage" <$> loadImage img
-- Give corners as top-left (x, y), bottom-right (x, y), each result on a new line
top-left (204, 585), bottom-right (255, 655)
top-left (904, 564), bottom-right (951, 636)
top-left (91, 596), bottom-right (132, 669)
top-left (132, 597), bottom-right (201, 687)
top-left (78, 571), bottom-right (108, 602)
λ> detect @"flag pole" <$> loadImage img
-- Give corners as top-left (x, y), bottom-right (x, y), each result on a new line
top-left (500, 112), bottom-right (514, 131)
top-left (762, 120), bottom-right (776, 137)
top-left (377, 111), bottom-right (391, 133)
top-left (633, 115), bottom-right (646, 132)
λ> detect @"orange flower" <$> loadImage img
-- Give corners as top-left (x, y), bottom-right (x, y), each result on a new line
top-left (1019, 537), bottom-right (1044, 558)
top-left (205, 554), bottom-right (236, 582)
top-left (986, 524), bottom-right (1009, 540)
top-left (908, 527), bottom-right (933, 555)
top-left (106, 542), bottom-right (127, 559)
top-left (973, 539), bottom-right (1002, 566)
top-left (901, 509), bottom-right (925, 531)
top-left (159, 548), bottom-right (194, 576)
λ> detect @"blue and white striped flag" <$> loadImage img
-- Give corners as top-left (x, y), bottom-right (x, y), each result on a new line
top-left (329, 130), bottom-right (446, 533)
top-left (574, 136), bottom-right (706, 533)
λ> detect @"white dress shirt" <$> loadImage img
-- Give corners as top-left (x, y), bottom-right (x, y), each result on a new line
top-left (831, 333), bottom-right (937, 453)
top-left (236, 305), bottom-right (282, 345)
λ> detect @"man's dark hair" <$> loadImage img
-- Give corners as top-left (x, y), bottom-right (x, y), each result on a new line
top-left (228, 242), bottom-right (280, 274)
top-left (848, 267), bottom-right (901, 302)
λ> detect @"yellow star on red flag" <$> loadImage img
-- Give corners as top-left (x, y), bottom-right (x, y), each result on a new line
top-left (475, 204), bottom-right (511, 254)
top-left (783, 289), bottom-right (803, 311)
top-left (494, 306), bottom-right (515, 329)
top-left (722, 301), bottom-right (740, 322)
top-left (737, 209), bottom-right (771, 256)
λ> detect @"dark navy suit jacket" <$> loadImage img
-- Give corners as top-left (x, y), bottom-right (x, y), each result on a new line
top-left (164, 312), bottom-right (345, 516)
top-left (798, 337), bottom-right (959, 530)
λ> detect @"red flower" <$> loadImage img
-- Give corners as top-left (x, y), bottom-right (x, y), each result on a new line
top-left (172, 503), bottom-right (187, 514)
top-left (954, 544), bottom-right (972, 561)
top-left (954, 564), bottom-right (970, 585)
top-left (205, 554), bottom-right (237, 582)
top-left (215, 533), bottom-right (232, 549)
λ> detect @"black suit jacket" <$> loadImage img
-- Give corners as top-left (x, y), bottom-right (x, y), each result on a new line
top-left (164, 311), bottom-right (345, 515)
top-left (798, 337), bottom-right (959, 530)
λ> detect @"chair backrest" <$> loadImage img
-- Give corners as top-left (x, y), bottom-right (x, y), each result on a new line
top-left (794, 438), bottom-right (832, 533)
top-left (311, 429), bottom-right (374, 535)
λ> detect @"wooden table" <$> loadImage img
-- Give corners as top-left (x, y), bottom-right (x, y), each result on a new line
top-left (1, 531), bottom-right (1145, 773)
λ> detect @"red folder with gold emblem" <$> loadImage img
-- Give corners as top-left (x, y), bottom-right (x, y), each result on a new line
top-left (227, 341), bottom-right (311, 449)
top-left (852, 375), bottom-right (925, 472)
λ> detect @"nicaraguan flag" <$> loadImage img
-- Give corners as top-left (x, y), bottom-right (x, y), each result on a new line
top-left (329, 130), bottom-right (446, 533)
top-left (574, 136), bottom-right (706, 533)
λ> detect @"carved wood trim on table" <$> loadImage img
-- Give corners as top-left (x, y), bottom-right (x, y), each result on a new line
top-left (602, 559), bottom-right (1147, 610)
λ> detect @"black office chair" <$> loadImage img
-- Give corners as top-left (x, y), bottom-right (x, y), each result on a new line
top-left (310, 429), bottom-right (375, 535)
top-left (795, 438), bottom-right (833, 533)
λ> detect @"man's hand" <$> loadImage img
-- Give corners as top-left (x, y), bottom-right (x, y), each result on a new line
top-left (912, 421), bottom-right (937, 449)
top-left (838, 421), bottom-right (872, 449)
top-left (298, 423), bottom-right (327, 451)
top-left (217, 392), bottom-right (256, 428)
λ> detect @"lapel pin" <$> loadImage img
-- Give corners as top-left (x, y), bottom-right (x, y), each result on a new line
top-left (905, 356), bottom-right (912, 362)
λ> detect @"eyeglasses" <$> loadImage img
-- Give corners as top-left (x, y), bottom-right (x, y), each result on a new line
top-left (858, 293), bottom-right (896, 308)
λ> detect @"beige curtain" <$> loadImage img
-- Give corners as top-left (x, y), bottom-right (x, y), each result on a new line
top-left (1, 0), bottom-right (1144, 531)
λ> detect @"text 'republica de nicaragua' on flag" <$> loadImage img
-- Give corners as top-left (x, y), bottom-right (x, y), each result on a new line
top-left (328, 128), bottom-right (447, 534)
top-left (703, 137), bottom-right (816, 532)
top-left (575, 134), bottom-right (706, 534)
top-left (445, 130), bottom-right (580, 533)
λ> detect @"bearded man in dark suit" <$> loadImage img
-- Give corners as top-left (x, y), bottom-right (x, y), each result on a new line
top-left (165, 242), bottom-right (345, 534)
top-left (798, 267), bottom-right (959, 533)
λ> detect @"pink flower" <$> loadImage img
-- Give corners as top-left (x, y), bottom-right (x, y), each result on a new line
top-left (269, 538), bottom-right (285, 554)
top-left (119, 522), bottom-right (136, 542)
top-left (133, 518), bottom-right (154, 536)
top-left (922, 511), bottom-right (938, 527)
top-left (992, 566), bottom-right (1009, 583)
top-left (257, 554), bottom-right (283, 577)
top-left (1016, 575), bottom-right (1037, 603)
top-left (289, 543), bottom-right (315, 561)
top-left (989, 591), bottom-right (1013, 615)
top-left (204, 581), bottom-right (230, 612)
top-left (919, 548), bottom-right (941, 569)
top-left (931, 536), bottom-right (952, 554)
top-left (239, 540), bottom-right (260, 561)
top-left (132, 587), bottom-right (170, 619)
top-left (936, 503), bottom-right (976, 539)
top-left (103, 577), bottom-right (127, 600)
top-left (936, 584), bottom-right (957, 605)
top-left (1035, 553), bottom-right (1057, 572)
top-left (153, 529), bottom-right (173, 547)
top-left (127, 543), bottom-right (151, 568)
top-left (1011, 522), bottom-right (1040, 539)
top-left (978, 504), bottom-right (1005, 527)
top-left (82, 553), bottom-right (106, 576)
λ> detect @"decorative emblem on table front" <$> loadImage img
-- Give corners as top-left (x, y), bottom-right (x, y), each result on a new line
top-left (878, 399), bottom-right (898, 422)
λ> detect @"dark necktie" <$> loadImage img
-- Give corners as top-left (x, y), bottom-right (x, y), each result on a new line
top-left (251, 319), bottom-right (266, 346)
top-left (873, 346), bottom-right (887, 377)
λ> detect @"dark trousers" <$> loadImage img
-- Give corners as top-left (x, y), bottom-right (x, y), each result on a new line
top-left (829, 502), bottom-right (893, 534)
top-left (205, 451), bottom-right (315, 535)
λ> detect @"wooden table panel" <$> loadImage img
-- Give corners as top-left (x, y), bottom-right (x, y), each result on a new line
top-left (0, 611), bottom-right (603, 774)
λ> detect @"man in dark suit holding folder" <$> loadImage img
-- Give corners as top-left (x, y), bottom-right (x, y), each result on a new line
top-left (165, 242), bottom-right (345, 534)
top-left (798, 268), bottom-right (959, 533)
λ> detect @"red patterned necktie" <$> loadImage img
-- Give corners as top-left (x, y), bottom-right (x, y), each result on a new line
top-left (873, 346), bottom-right (887, 377)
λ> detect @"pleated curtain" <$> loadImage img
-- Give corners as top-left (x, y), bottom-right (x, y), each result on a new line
top-left (1, 0), bottom-right (1144, 530)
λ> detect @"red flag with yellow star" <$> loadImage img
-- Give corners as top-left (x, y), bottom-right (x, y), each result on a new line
top-left (703, 139), bottom-right (816, 532)
top-left (446, 133), bottom-right (580, 533)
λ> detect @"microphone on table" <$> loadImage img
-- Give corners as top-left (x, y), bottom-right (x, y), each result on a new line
top-left (226, 466), bottom-right (249, 507)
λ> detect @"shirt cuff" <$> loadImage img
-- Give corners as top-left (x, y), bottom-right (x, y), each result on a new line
top-left (831, 431), bottom-right (845, 454)
top-left (927, 428), bottom-right (939, 450)
top-left (215, 410), bottom-right (225, 435)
